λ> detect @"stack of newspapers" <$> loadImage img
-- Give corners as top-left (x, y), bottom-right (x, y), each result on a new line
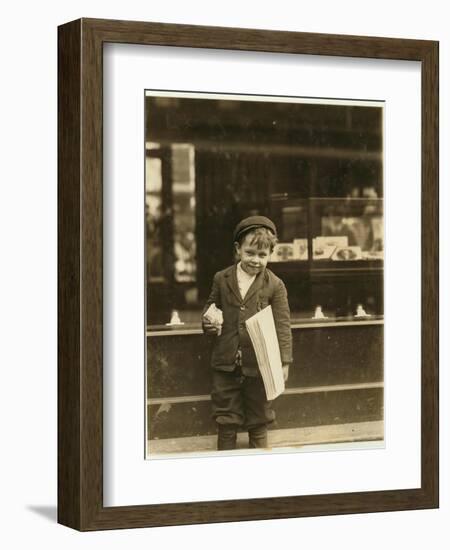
top-left (245, 305), bottom-right (285, 400)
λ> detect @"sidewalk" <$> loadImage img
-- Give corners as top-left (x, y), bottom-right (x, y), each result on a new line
top-left (148, 420), bottom-right (383, 456)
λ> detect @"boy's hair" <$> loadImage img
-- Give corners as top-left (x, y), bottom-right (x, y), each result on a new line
top-left (236, 227), bottom-right (278, 252)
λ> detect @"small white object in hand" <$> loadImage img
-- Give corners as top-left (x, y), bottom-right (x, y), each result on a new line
top-left (203, 303), bottom-right (223, 335)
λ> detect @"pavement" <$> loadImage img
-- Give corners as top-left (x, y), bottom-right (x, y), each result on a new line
top-left (147, 420), bottom-right (384, 457)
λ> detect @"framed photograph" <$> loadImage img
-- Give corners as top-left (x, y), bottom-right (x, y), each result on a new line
top-left (58, 18), bottom-right (438, 530)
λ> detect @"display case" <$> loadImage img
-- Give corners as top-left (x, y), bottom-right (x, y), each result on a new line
top-left (145, 194), bottom-right (384, 329)
top-left (269, 195), bottom-right (383, 322)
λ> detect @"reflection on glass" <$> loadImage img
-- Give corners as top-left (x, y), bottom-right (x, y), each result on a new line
top-left (146, 143), bottom-right (198, 325)
top-left (269, 197), bottom-right (308, 262)
top-left (314, 197), bottom-right (383, 261)
top-left (145, 93), bottom-right (384, 326)
top-left (171, 144), bottom-right (197, 283)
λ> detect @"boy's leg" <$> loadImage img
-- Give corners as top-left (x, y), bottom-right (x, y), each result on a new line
top-left (217, 424), bottom-right (238, 450)
top-left (248, 424), bottom-right (268, 449)
top-left (242, 375), bottom-right (275, 449)
top-left (211, 369), bottom-right (244, 451)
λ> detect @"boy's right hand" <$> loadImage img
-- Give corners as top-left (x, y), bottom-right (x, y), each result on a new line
top-left (202, 319), bottom-right (219, 335)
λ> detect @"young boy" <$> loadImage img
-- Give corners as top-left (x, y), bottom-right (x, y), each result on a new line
top-left (202, 216), bottom-right (293, 451)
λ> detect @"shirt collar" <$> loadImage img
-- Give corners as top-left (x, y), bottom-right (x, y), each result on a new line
top-left (237, 261), bottom-right (256, 281)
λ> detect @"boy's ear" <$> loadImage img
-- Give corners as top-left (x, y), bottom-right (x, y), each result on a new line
top-left (234, 241), bottom-right (240, 255)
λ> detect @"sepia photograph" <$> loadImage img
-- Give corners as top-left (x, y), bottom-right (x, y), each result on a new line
top-left (145, 91), bottom-right (384, 459)
top-left (56, 15), bottom-right (438, 529)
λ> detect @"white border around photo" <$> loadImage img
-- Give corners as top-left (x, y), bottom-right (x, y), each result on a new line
top-left (103, 43), bottom-right (421, 507)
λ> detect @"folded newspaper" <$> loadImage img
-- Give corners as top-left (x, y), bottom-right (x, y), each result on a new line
top-left (203, 303), bottom-right (223, 335)
top-left (245, 305), bottom-right (285, 400)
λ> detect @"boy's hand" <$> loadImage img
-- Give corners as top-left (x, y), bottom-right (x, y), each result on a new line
top-left (282, 364), bottom-right (289, 382)
top-left (202, 319), bottom-right (219, 335)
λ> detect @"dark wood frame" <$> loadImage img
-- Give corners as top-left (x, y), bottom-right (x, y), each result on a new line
top-left (58, 17), bottom-right (439, 531)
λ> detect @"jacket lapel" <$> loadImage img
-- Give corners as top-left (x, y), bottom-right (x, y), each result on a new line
top-left (243, 269), bottom-right (265, 304)
top-left (225, 265), bottom-right (242, 304)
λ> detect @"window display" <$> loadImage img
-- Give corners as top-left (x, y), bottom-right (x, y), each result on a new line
top-left (145, 93), bottom-right (384, 327)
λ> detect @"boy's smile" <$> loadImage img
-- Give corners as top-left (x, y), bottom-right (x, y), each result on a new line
top-left (235, 234), bottom-right (271, 275)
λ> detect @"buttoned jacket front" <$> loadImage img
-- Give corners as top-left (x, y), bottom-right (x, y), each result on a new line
top-left (203, 264), bottom-right (293, 376)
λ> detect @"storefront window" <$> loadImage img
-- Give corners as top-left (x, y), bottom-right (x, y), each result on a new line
top-left (145, 93), bottom-right (383, 328)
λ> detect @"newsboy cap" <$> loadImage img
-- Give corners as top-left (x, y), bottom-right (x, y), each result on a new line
top-left (233, 216), bottom-right (277, 242)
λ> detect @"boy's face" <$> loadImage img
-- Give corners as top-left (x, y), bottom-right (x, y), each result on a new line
top-left (235, 233), bottom-right (271, 275)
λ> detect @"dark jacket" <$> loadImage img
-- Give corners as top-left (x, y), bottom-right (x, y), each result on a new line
top-left (203, 264), bottom-right (293, 376)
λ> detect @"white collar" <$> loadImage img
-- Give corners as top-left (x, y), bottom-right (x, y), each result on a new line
top-left (237, 261), bottom-right (256, 281)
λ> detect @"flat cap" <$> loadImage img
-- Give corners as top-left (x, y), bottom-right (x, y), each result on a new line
top-left (233, 215), bottom-right (277, 242)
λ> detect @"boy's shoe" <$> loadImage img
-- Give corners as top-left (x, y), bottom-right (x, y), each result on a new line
top-left (248, 425), bottom-right (268, 448)
top-left (217, 424), bottom-right (238, 450)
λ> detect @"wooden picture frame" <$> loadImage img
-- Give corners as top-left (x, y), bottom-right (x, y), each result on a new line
top-left (58, 18), bottom-right (439, 530)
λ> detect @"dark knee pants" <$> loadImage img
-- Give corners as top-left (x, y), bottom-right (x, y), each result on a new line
top-left (211, 368), bottom-right (275, 431)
